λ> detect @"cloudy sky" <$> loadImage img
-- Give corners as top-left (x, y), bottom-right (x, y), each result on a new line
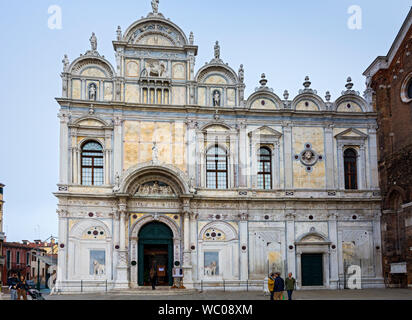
top-left (0, 0), bottom-right (410, 241)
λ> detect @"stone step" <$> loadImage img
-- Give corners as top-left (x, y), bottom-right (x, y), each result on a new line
top-left (111, 287), bottom-right (198, 296)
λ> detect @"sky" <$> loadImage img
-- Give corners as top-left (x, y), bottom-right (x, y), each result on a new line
top-left (0, 0), bottom-right (410, 242)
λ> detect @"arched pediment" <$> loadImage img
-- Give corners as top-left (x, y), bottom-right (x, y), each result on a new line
top-left (122, 17), bottom-right (188, 47)
top-left (199, 221), bottom-right (238, 242)
top-left (70, 219), bottom-right (112, 240)
top-left (246, 91), bottom-right (282, 110)
top-left (334, 94), bottom-right (367, 113)
top-left (292, 93), bottom-right (326, 111)
top-left (196, 63), bottom-right (238, 85)
top-left (118, 162), bottom-right (190, 196)
top-left (69, 56), bottom-right (115, 78)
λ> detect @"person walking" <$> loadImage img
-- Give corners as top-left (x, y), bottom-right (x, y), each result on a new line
top-left (149, 263), bottom-right (157, 290)
top-left (273, 272), bottom-right (285, 301)
top-left (7, 273), bottom-right (19, 301)
top-left (17, 276), bottom-right (29, 301)
top-left (268, 273), bottom-right (275, 301)
top-left (285, 273), bottom-right (296, 301)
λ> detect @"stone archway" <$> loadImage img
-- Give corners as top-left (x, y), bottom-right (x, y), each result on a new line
top-left (129, 215), bottom-right (181, 288)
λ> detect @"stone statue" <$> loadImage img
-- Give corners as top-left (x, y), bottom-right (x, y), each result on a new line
top-left (152, 142), bottom-right (159, 162)
top-left (90, 32), bottom-right (97, 51)
top-left (214, 41), bottom-right (220, 59)
top-left (238, 64), bottom-right (244, 83)
top-left (116, 26), bottom-right (122, 41)
top-left (113, 172), bottom-right (120, 192)
top-left (89, 84), bottom-right (97, 101)
top-left (152, 0), bottom-right (159, 14)
top-left (62, 54), bottom-right (69, 72)
top-left (213, 90), bottom-right (221, 107)
top-left (189, 32), bottom-right (194, 45)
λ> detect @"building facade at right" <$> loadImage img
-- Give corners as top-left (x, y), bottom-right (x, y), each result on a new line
top-left (364, 9), bottom-right (412, 288)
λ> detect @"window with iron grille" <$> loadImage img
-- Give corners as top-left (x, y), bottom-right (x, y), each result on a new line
top-left (258, 147), bottom-right (272, 190)
top-left (206, 145), bottom-right (228, 189)
top-left (81, 141), bottom-right (104, 186)
top-left (344, 148), bottom-right (358, 190)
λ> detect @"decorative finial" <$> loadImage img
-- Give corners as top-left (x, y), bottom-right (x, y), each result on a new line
top-left (189, 32), bottom-right (194, 45)
top-left (283, 90), bottom-right (289, 100)
top-left (214, 41), bottom-right (220, 59)
top-left (325, 91), bottom-right (331, 102)
top-left (62, 54), bottom-right (70, 72)
top-left (90, 32), bottom-right (97, 51)
top-left (345, 77), bottom-right (354, 90)
top-left (238, 64), bottom-right (245, 83)
top-left (303, 76), bottom-right (311, 89)
top-left (260, 73), bottom-right (268, 87)
top-left (151, 0), bottom-right (159, 14)
top-left (116, 26), bottom-right (122, 41)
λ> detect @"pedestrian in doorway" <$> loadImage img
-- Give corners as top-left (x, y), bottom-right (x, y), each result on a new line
top-left (7, 273), bottom-right (19, 300)
top-left (150, 264), bottom-right (157, 290)
top-left (285, 273), bottom-right (296, 301)
top-left (273, 272), bottom-right (285, 300)
top-left (268, 273), bottom-right (275, 301)
top-left (17, 276), bottom-right (29, 300)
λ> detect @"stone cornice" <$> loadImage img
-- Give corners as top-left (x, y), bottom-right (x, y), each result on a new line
top-left (55, 98), bottom-right (377, 120)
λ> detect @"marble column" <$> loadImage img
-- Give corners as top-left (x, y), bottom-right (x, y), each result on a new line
top-left (328, 213), bottom-right (339, 288)
top-left (115, 199), bottom-right (129, 289)
top-left (337, 143), bottom-right (344, 190)
top-left (373, 213), bottom-right (383, 279)
top-left (324, 125), bottom-right (335, 189)
top-left (285, 213), bottom-right (296, 277)
top-left (368, 125), bottom-right (379, 190)
top-left (56, 209), bottom-right (68, 290)
top-left (359, 144), bottom-right (367, 190)
top-left (239, 217), bottom-right (249, 281)
top-left (58, 112), bottom-right (69, 185)
top-left (183, 210), bottom-right (193, 287)
top-left (283, 122), bottom-right (293, 189)
top-left (238, 122), bottom-right (247, 188)
top-left (190, 213), bottom-right (198, 282)
top-left (113, 116), bottom-right (123, 179)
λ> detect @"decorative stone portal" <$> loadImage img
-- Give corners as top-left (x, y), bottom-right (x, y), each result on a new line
top-left (137, 222), bottom-right (173, 286)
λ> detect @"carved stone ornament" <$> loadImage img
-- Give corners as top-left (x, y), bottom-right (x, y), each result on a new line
top-left (297, 143), bottom-right (322, 167)
top-left (135, 181), bottom-right (175, 196)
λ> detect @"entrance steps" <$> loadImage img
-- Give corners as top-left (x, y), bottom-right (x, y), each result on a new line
top-left (111, 287), bottom-right (198, 296)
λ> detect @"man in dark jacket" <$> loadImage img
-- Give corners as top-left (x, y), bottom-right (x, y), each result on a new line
top-left (285, 273), bottom-right (296, 300)
top-left (273, 272), bottom-right (285, 300)
top-left (7, 273), bottom-right (19, 300)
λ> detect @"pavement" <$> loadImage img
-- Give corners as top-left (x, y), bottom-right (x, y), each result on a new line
top-left (2, 288), bottom-right (409, 300)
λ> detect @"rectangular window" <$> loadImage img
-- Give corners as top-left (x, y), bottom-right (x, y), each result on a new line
top-left (26, 252), bottom-right (30, 265)
top-left (6, 250), bottom-right (10, 269)
top-left (16, 251), bottom-right (20, 264)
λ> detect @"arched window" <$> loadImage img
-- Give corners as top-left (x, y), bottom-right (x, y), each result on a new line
top-left (206, 145), bottom-right (228, 189)
top-left (81, 141), bottom-right (104, 186)
top-left (344, 148), bottom-right (358, 190)
top-left (408, 80), bottom-right (412, 99)
top-left (258, 147), bottom-right (272, 190)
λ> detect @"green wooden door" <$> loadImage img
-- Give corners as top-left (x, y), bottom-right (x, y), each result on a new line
top-left (138, 222), bottom-right (174, 286)
top-left (301, 254), bottom-right (323, 286)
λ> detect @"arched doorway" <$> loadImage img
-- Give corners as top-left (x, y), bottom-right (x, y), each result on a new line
top-left (138, 222), bottom-right (174, 286)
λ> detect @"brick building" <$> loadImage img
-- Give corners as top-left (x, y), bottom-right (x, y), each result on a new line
top-left (364, 9), bottom-right (412, 287)
top-left (1, 242), bottom-right (32, 285)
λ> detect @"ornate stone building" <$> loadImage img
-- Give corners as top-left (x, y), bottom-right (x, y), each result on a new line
top-left (364, 9), bottom-right (412, 288)
top-left (55, 2), bottom-right (383, 292)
